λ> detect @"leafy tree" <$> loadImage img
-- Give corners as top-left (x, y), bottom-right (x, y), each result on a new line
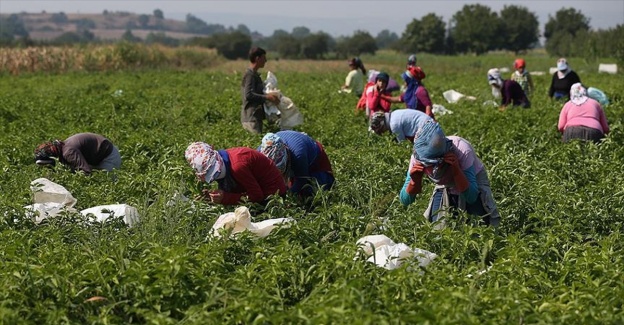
top-left (375, 29), bottom-right (399, 49)
top-left (336, 30), bottom-right (377, 57)
top-left (236, 24), bottom-right (251, 36)
top-left (195, 31), bottom-right (251, 59)
top-left (145, 32), bottom-right (180, 47)
top-left (544, 8), bottom-right (590, 56)
top-left (138, 14), bottom-right (150, 28)
top-left (153, 9), bottom-right (164, 19)
top-left (0, 14), bottom-right (29, 44)
top-left (499, 5), bottom-right (539, 54)
top-left (400, 13), bottom-right (446, 54)
top-left (274, 34), bottom-right (301, 59)
top-left (300, 32), bottom-right (330, 59)
top-left (185, 14), bottom-right (226, 35)
top-left (121, 29), bottom-right (142, 43)
top-left (450, 4), bottom-right (501, 54)
top-left (74, 18), bottom-right (96, 30)
top-left (291, 26), bottom-right (311, 39)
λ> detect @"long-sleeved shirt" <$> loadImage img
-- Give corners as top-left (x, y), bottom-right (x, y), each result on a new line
top-left (549, 70), bottom-right (581, 99)
top-left (344, 69), bottom-right (364, 96)
top-left (399, 85), bottom-right (433, 113)
top-left (558, 98), bottom-right (609, 134)
top-left (400, 136), bottom-right (483, 206)
top-left (365, 85), bottom-right (392, 114)
top-left (388, 109), bottom-right (433, 143)
top-left (217, 147), bottom-right (286, 205)
top-left (59, 133), bottom-right (114, 175)
top-left (501, 79), bottom-right (529, 107)
top-left (241, 68), bottom-right (267, 123)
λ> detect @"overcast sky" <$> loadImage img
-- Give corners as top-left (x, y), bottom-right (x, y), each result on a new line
top-left (1, 1), bottom-right (622, 37)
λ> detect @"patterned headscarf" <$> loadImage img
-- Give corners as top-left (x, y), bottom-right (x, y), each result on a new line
top-left (412, 121), bottom-right (451, 166)
top-left (260, 133), bottom-right (289, 175)
top-left (570, 82), bottom-right (589, 106)
top-left (185, 142), bottom-right (223, 183)
top-left (487, 68), bottom-right (502, 87)
top-left (370, 111), bottom-right (389, 134)
top-left (34, 140), bottom-right (62, 166)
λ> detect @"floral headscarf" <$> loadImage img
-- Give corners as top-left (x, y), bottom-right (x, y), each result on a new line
top-left (185, 142), bottom-right (223, 183)
top-left (570, 82), bottom-right (588, 106)
top-left (34, 140), bottom-right (62, 165)
top-left (370, 111), bottom-right (389, 134)
top-left (260, 133), bottom-right (290, 175)
top-left (412, 121), bottom-right (451, 166)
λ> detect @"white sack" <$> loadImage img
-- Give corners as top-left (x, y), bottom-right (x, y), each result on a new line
top-left (356, 234), bottom-right (437, 270)
top-left (30, 178), bottom-right (77, 208)
top-left (499, 67), bottom-right (510, 73)
top-left (24, 202), bottom-right (77, 224)
top-left (80, 204), bottom-right (139, 227)
top-left (598, 63), bottom-right (617, 74)
top-left (210, 206), bottom-right (294, 238)
top-left (432, 104), bottom-right (453, 116)
top-left (264, 71), bottom-right (304, 129)
top-left (531, 71), bottom-right (545, 76)
top-left (443, 90), bottom-right (476, 103)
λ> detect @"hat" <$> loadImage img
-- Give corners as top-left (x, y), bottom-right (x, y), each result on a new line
top-left (375, 72), bottom-right (390, 83)
top-left (557, 58), bottom-right (568, 71)
top-left (185, 142), bottom-right (223, 183)
top-left (407, 54), bottom-right (417, 66)
top-left (369, 112), bottom-right (388, 134)
top-left (487, 68), bottom-right (502, 86)
top-left (260, 133), bottom-right (289, 174)
top-left (514, 58), bottom-right (525, 69)
top-left (412, 121), bottom-right (450, 166)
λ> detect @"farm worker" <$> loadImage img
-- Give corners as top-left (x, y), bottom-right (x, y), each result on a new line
top-left (510, 58), bottom-right (534, 96)
top-left (365, 72), bottom-right (393, 117)
top-left (558, 83), bottom-right (609, 143)
top-left (487, 68), bottom-right (530, 110)
top-left (406, 54), bottom-right (417, 69)
top-left (399, 121), bottom-right (500, 227)
top-left (34, 132), bottom-right (121, 175)
top-left (369, 109), bottom-right (434, 143)
top-left (259, 131), bottom-right (334, 197)
top-left (549, 58), bottom-right (581, 100)
top-left (185, 142), bottom-right (286, 205)
top-left (382, 66), bottom-right (433, 118)
top-left (241, 47), bottom-right (280, 134)
top-left (341, 57), bottom-right (366, 97)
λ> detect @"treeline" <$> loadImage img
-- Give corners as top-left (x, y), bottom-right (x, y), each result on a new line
top-left (1, 5), bottom-right (622, 63)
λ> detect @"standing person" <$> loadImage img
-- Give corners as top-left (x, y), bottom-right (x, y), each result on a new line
top-left (240, 47), bottom-right (280, 134)
top-left (510, 58), bottom-right (534, 96)
top-left (549, 58), bottom-right (581, 100)
top-left (369, 109), bottom-right (434, 143)
top-left (399, 121), bottom-right (500, 227)
top-left (341, 57), bottom-right (366, 97)
top-left (259, 131), bottom-right (334, 198)
top-left (34, 132), bottom-right (121, 175)
top-left (365, 72), bottom-right (393, 117)
top-left (383, 66), bottom-right (433, 118)
top-left (487, 68), bottom-right (530, 110)
top-left (185, 142), bottom-right (286, 205)
top-left (558, 83), bottom-right (609, 143)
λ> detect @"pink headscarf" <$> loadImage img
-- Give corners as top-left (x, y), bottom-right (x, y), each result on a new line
top-left (184, 142), bottom-right (223, 183)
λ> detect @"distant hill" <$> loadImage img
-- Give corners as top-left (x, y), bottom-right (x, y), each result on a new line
top-left (3, 11), bottom-right (210, 41)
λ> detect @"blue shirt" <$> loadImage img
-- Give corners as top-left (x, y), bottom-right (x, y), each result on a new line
top-left (389, 109), bottom-right (433, 142)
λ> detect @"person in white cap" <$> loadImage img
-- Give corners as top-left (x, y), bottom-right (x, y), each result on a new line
top-left (548, 58), bottom-right (581, 100)
top-left (185, 142), bottom-right (286, 205)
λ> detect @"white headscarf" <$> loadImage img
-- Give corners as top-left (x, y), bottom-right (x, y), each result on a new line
top-left (487, 68), bottom-right (503, 98)
top-left (569, 82), bottom-right (588, 106)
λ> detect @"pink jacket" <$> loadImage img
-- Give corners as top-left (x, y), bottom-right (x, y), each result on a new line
top-left (558, 98), bottom-right (609, 134)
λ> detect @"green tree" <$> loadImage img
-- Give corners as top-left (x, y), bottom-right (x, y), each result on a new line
top-left (291, 26), bottom-right (311, 39)
top-left (138, 14), bottom-right (150, 28)
top-left (121, 29), bottom-right (142, 43)
top-left (300, 32), bottom-right (330, 59)
top-left (338, 30), bottom-right (377, 57)
top-left (236, 24), bottom-right (251, 36)
top-left (450, 4), bottom-right (501, 55)
top-left (400, 13), bottom-right (446, 54)
top-left (185, 14), bottom-right (226, 35)
top-left (153, 9), bottom-right (164, 19)
top-left (205, 31), bottom-right (251, 60)
top-left (375, 29), bottom-right (399, 50)
top-left (544, 8), bottom-right (590, 56)
top-left (274, 34), bottom-right (301, 59)
top-left (499, 5), bottom-right (539, 54)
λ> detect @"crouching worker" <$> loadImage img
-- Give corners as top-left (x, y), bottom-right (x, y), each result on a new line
top-left (369, 109), bottom-right (434, 143)
top-left (399, 122), bottom-right (500, 227)
top-left (34, 132), bottom-right (121, 175)
top-left (185, 142), bottom-right (286, 205)
top-left (259, 131), bottom-right (334, 198)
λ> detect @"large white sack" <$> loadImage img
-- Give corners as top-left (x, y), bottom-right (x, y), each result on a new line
top-left (432, 104), bottom-right (453, 116)
top-left (356, 234), bottom-right (437, 270)
top-left (80, 204), bottom-right (139, 226)
top-left (263, 71), bottom-right (303, 129)
top-left (598, 63), bottom-right (617, 74)
top-left (210, 206), bottom-right (295, 238)
top-left (443, 90), bottom-right (476, 103)
top-left (30, 178), bottom-right (77, 208)
top-left (24, 202), bottom-right (77, 224)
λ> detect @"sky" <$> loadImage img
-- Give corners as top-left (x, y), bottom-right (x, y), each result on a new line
top-left (1, 0), bottom-right (623, 37)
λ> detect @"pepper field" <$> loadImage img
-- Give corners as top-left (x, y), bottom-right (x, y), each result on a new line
top-left (1, 52), bottom-right (623, 324)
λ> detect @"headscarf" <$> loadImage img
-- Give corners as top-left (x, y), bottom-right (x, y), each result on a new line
top-left (402, 66), bottom-right (426, 109)
top-left (369, 111), bottom-right (389, 134)
top-left (407, 54), bottom-right (417, 67)
top-left (375, 72), bottom-right (389, 83)
top-left (487, 68), bottom-right (502, 87)
top-left (34, 140), bottom-right (62, 166)
top-left (412, 121), bottom-right (451, 166)
top-left (514, 58), bottom-right (525, 70)
top-left (185, 142), bottom-right (223, 183)
top-left (569, 82), bottom-right (589, 106)
top-left (260, 133), bottom-right (290, 175)
top-left (557, 58), bottom-right (570, 78)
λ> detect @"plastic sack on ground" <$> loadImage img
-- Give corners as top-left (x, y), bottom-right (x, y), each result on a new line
top-left (432, 104), bottom-right (453, 116)
top-left (531, 71), bottom-right (545, 76)
top-left (264, 71), bottom-right (304, 129)
top-left (443, 90), bottom-right (476, 103)
top-left (598, 63), bottom-right (617, 74)
top-left (587, 87), bottom-right (610, 106)
top-left (355, 234), bottom-right (437, 270)
top-left (80, 204), bottom-right (139, 226)
top-left (210, 206), bottom-right (295, 238)
top-left (31, 178), bottom-right (77, 208)
top-left (24, 202), bottom-right (77, 224)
